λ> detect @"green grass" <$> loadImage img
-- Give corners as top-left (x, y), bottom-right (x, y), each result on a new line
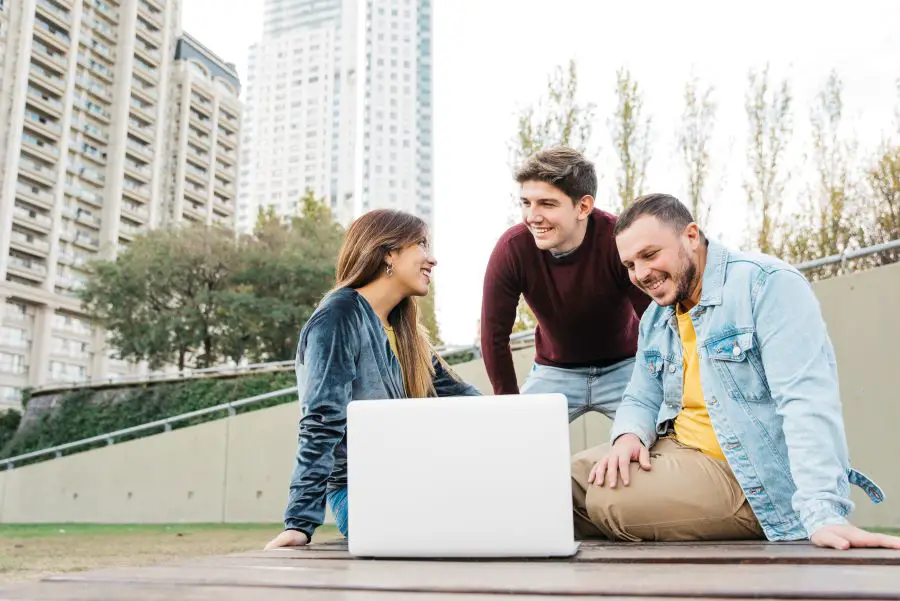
top-left (0, 522), bottom-right (299, 539)
top-left (0, 522), bottom-right (340, 584)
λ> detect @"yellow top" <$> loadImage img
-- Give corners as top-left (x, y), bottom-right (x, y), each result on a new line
top-left (384, 325), bottom-right (399, 360)
top-left (674, 306), bottom-right (725, 461)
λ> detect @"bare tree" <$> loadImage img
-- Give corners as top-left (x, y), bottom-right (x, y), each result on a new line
top-left (782, 71), bottom-right (864, 279)
top-left (610, 67), bottom-right (652, 209)
top-left (743, 65), bottom-right (793, 254)
top-left (678, 76), bottom-right (716, 224)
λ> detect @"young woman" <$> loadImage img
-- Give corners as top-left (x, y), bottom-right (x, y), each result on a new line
top-left (265, 209), bottom-right (480, 549)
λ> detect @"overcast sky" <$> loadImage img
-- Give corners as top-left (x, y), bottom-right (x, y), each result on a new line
top-left (184, 0), bottom-right (900, 344)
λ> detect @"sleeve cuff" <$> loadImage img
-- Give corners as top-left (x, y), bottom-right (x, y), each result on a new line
top-left (800, 501), bottom-right (851, 538)
top-left (609, 425), bottom-right (656, 450)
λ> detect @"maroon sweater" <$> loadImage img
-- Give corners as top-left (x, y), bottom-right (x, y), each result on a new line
top-left (480, 209), bottom-right (651, 394)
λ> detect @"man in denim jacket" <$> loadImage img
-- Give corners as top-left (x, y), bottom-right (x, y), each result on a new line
top-left (571, 193), bottom-right (900, 550)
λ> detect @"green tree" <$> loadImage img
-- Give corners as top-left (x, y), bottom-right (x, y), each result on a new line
top-left (508, 59), bottom-right (595, 332)
top-left (219, 190), bottom-right (344, 363)
top-left (678, 76), bottom-right (716, 224)
top-left (743, 65), bottom-right (793, 254)
top-left (611, 67), bottom-right (652, 210)
top-left (80, 224), bottom-right (238, 370)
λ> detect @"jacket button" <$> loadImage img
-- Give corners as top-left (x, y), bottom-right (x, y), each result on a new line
top-left (732, 345), bottom-right (741, 356)
top-left (708, 397), bottom-right (717, 405)
top-left (669, 364), bottom-right (676, 373)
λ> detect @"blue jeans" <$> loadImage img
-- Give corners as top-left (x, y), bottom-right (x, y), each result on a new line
top-left (326, 488), bottom-right (349, 538)
top-left (520, 357), bottom-right (636, 422)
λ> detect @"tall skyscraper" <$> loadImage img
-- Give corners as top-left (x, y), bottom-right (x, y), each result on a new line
top-left (237, 0), bottom-right (434, 233)
top-left (0, 0), bottom-right (242, 410)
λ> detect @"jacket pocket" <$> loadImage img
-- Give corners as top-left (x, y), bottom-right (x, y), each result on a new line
top-left (703, 328), bottom-right (771, 402)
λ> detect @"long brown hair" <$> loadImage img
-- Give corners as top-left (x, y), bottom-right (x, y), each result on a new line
top-left (332, 209), bottom-right (437, 397)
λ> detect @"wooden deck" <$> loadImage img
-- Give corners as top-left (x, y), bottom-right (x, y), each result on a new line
top-left (3, 540), bottom-right (900, 600)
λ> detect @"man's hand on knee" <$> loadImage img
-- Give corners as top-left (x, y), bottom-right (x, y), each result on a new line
top-left (588, 433), bottom-right (651, 488)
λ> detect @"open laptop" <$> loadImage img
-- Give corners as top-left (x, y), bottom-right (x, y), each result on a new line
top-left (345, 393), bottom-right (579, 558)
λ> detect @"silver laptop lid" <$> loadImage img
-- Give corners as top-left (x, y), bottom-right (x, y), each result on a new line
top-left (346, 393), bottom-right (577, 557)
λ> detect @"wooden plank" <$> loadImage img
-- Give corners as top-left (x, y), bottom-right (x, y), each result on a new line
top-left (1, 581), bottom-right (710, 601)
top-left (236, 540), bottom-right (900, 565)
top-left (2, 580), bottom-right (845, 601)
top-left (38, 559), bottom-right (900, 599)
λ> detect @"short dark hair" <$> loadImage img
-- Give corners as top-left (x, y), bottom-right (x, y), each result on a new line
top-left (514, 146), bottom-right (597, 203)
top-left (613, 193), bottom-right (699, 236)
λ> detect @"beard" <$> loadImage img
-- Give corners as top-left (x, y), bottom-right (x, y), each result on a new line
top-left (638, 245), bottom-right (699, 307)
top-left (673, 245), bottom-right (698, 305)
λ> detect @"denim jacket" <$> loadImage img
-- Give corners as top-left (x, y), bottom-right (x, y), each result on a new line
top-left (284, 287), bottom-right (481, 536)
top-left (610, 239), bottom-right (883, 541)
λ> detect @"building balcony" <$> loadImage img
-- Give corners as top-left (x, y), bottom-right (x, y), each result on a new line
top-left (23, 110), bottom-right (62, 138)
top-left (33, 18), bottom-right (71, 54)
top-left (118, 222), bottom-right (142, 241)
top-left (75, 211), bottom-right (102, 229)
top-left (184, 164), bottom-right (208, 186)
top-left (216, 131), bottom-right (237, 150)
top-left (121, 202), bottom-right (149, 223)
top-left (88, 39), bottom-right (116, 65)
top-left (130, 97), bottom-right (156, 120)
top-left (26, 87), bottom-right (63, 116)
top-left (75, 94), bottom-right (111, 123)
top-left (73, 232), bottom-right (100, 251)
top-left (124, 160), bottom-right (151, 181)
top-left (131, 81), bottom-right (158, 103)
top-left (7, 256), bottom-right (48, 280)
top-left (77, 120), bottom-right (110, 144)
top-left (64, 183), bottom-right (103, 208)
top-left (19, 158), bottom-right (58, 185)
top-left (29, 64), bottom-right (66, 93)
top-left (126, 138), bottom-right (153, 160)
top-left (75, 75), bottom-right (113, 102)
top-left (135, 42), bottom-right (161, 66)
top-left (122, 181), bottom-right (150, 202)
top-left (21, 133), bottom-right (60, 161)
top-left (12, 206), bottom-right (53, 233)
top-left (128, 120), bottom-right (154, 143)
top-left (82, 15), bottom-right (117, 43)
top-left (36, 0), bottom-right (73, 29)
top-left (9, 230), bottom-right (51, 256)
top-left (188, 129), bottom-right (211, 149)
top-left (183, 203), bottom-right (207, 222)
top-left (213, 196), bottom-right (234, 215)
top-left (184, 184), bottom-right (207, 203)
top-left (190, 112), bottom-right (212, 133)
top-left (138, 1), bottom-right (164, 27)
top-left (91, 0), bottom-right (119, 24)
top-left (32, 41), bottom-right (68, 71)
top-left (16, 181), bottom-right (55, 209)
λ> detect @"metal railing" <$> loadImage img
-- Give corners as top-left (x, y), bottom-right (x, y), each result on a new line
top-left (3, 238), bottom-right (897, 471)
top-left (29, 359), bottom-right (295, 394)
top-left (1, 387), bottom-right (297, 470)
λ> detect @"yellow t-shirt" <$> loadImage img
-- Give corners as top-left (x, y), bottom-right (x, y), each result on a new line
top-left (674, 306), bottom-right (725, 461)
top-left (384, 325), bottom-right (399, 359)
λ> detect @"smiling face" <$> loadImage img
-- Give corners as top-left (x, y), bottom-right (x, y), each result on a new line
top-left (615, 214), bottom-right (703, 307)
top-left (519, 180), bottom-right (593, 253)
top-left (387, 236), bottom-right (436, 297)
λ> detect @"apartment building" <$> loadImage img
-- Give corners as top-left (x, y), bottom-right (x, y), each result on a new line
top-left (0, 0), bottom-right (241, 410)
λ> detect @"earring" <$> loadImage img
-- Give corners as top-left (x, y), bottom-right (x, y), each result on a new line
top-left (386, 264), bottom-right (393, 277)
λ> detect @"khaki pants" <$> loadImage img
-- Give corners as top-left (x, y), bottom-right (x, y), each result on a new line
top-left (571, 437), bottom-right (765, 542)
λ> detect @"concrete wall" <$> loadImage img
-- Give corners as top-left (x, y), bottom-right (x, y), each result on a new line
top-left (1, 261), bottom-right (898, 527)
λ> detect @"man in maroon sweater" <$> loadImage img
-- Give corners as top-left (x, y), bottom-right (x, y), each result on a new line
top-left (480, 146), bottom-right (650, 420)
